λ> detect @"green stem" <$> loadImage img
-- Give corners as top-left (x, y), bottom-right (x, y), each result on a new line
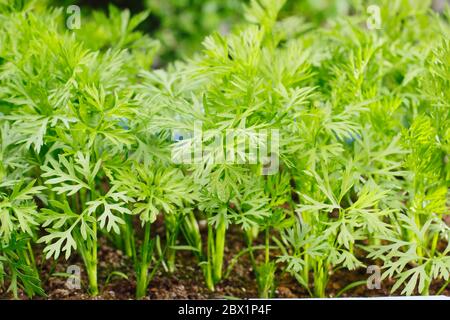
top-left (166, 214), bottom-right (180, 273)
top-left (27, 241), bottom-right (38, 274)
top-left (301, 212), bottom-right (310, 290)
top-left (123, 214), bottom-right (135, 260)
top-left (87, 261), bottom-right (98, 296)
top-left (181, 210), bottom-right (202, 260)
top-left (430, 231), bottom-right (440, 258)
top-left (245, 231), bottom-right (257, 271)
top-left (303, 252), bottom-right (310, 289)
top-left (264, 227), bottom-right (270, 264)
top-left (147, 219), bottom-right (183, 283)
top-left (88, 216), bottom-right (98, 296)
top-left (437, 278), bottom-right (450, 295)
top-left (136, 221), bottom-right (151, 299)
top-left (213, 218), bottom-right (226, 283)
top-left (205, 224), bottom-right (215, 291)
top-left (314, 260), bottom-right (327, 298)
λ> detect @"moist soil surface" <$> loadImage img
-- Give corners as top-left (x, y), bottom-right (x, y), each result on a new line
top-left (1, 224), bottom-right (449, 300)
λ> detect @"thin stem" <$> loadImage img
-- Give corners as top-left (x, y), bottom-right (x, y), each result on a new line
top-left (27, 241), bottom-right (37, 273)
top-left (303, 252), bottom-right (310, 288)
top-left (264, 227), bottom-right (270, 264)
top-left (136, 221), bottom-right (151, 299)
top-left (245, 231), bottom-right (257, 271)
top-left (213, 217), bottom-right (226, 283)
top-left (205, 224), bottom-right (215, 291)
top-left (437, 278), bottom-right (450, 295)
top-left (88, 222), bottom-right (99, 296)
top-left (429, 221), bottom-right (441, 258)
top-left (166, 214), bottom-right (180, 273)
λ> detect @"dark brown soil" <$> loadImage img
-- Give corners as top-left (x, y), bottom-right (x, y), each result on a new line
top-left (1, 226), bottom-right (449, 300)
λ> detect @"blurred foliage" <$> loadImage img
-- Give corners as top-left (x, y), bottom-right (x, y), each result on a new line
top-left (46, 0), bottom-right (450, 65)
top-left (143, 0), bottom-right (245, 63)
top-left (48, 0), bottom-right (245, 64)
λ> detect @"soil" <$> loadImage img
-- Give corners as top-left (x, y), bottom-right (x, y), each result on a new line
top-left (1, 224), bottom-right (449, 300)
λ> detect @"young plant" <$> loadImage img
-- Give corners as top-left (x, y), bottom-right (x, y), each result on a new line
top-left (233, 174), bottom-right (292, 298)
top-left (278, 163), bottom-right (393, 297)
top-left (0, 4), bottom-right (157, 296)
top-left (108, 159), bottom-right (198, 298)
top-left (138, 0), bottom-right (316, 292)
top-left (0, 0), bottom-right (449, 300)
top-left (0, 123), bottom-right (45, 298)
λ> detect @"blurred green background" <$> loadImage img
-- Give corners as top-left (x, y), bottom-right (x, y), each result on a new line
top-left (48, 0), bottom-right (449, 65)
top-left (45, 0), bottom-right (363, 64)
